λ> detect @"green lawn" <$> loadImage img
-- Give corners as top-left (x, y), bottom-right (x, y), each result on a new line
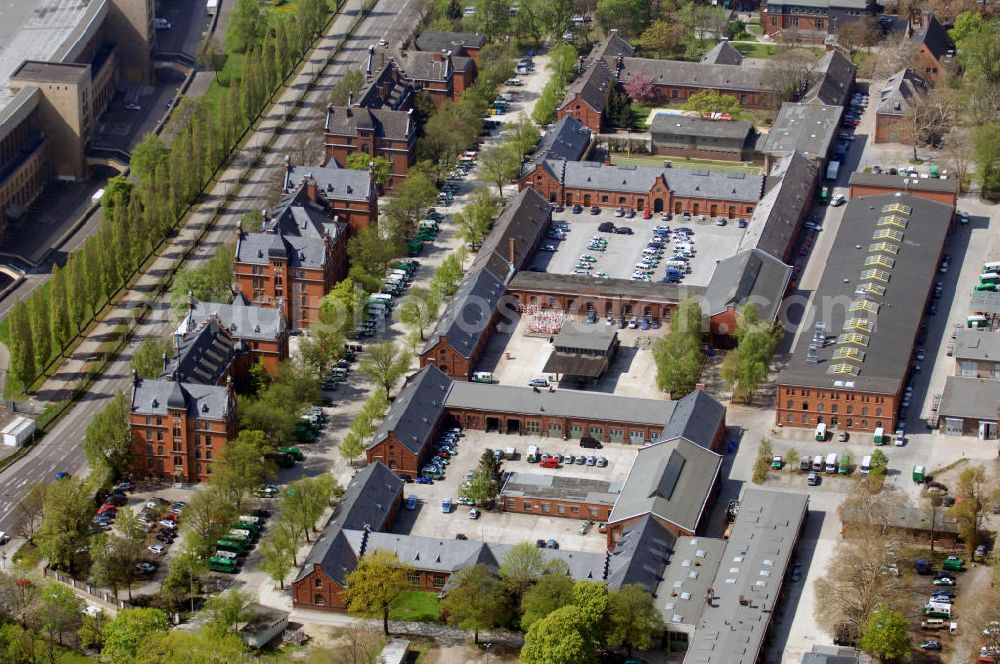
top-left (733, 42), bottom-right (824, 59)
top-left (389, 591), bottom-right (440, 622)
top-left (610, 154), bottom-right (763, 175)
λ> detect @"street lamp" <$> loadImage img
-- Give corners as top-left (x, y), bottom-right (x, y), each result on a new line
top-left (483, 642), bottom-right (492, 664)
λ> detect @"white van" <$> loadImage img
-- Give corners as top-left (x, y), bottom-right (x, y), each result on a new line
top-left (666, 260), bottom-right (688, 269)
top-left (371, 293), bottom-right (393, 304)
top-left (471, 371), bottom-right (493, 383)
top-left (812, 455), bottom-right (824, 471)
top-left (815, 423), bottom-right (827, 441)
top-left (922, 618), bottom-right (945, 630)
top-left (860, 455), bottom-right (873, 474)
top-left (825, 452), bottom-right (838, 473)
top-left (984, 261), bottom-right (1000, 272)
top-left (526, 445), bottom-right (539, 463)
top-left (418, 219), bottom-right (438, 230)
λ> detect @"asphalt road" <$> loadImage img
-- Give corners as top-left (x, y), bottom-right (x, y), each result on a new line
top-left (0, 0), bottom-right (418, 537)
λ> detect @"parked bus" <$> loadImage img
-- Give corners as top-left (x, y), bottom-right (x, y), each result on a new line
top-left (209, 556), bottom-right (237, 573)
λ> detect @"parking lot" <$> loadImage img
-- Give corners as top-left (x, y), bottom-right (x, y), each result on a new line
top-left (528, 209), bottom-right (746, 286)
top-left (392, 429), bottom-right (637, 553)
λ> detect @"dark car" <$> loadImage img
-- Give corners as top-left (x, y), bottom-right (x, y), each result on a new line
top-left (580, 436), bottom-right (603, 449)
top-left (546, 539), bottom-right (559, 549)
top-left (597, 221), bottom-right (615, 233)
top-left (589, 206), bottom-right (601, 215)
top-left (455, 534), bottom-right (468, 540)
top-left (397, 474), bottom-right (414, 483)
top-left (572, 205), bottom-right (583, 214)
top-left (614, 226), bottom-right (633, 235)
top-left (536, 539), bottom-right (547, 548)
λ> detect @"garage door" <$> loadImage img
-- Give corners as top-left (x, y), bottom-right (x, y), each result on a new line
top-left (569, 424), bottom-right (584, 439)
top-left (547, 423), bottom-right (563, 438)
top-left (589, 426), bottom-right (604, 440)
top-left (629, 430), bottom-right (646, 445)
top-left (609, 428), bottom-right (624, 443)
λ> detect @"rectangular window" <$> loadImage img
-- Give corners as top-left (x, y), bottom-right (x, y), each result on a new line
top-left (407, 573), bottom-right (420, 585)
top-left (522, 501), bottom-right (532, 511)
top-left (590, 508), bottom-right (599, 517)
top-left (570, 506), bottom-right (580, 513)
top-left (542, 503), bottom-right (551, 512)
top-left (433, 575), bottom-right (446, 589)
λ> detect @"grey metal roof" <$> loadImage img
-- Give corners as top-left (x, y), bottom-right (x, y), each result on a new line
top-left (286, 164), bottom-right (373, 202)
top-left (848, 171), bottom-right (958, 194)
top-left (559, 59), bottom-right (614, 113)
top-left (554, 161), bottom-right (763, 202)
top-left (130, 378), bottom-right (231, 420)
top-left (369, 365), bottom-right (451, 453)
top-left (609, 438), bottom-right (722, 532)
top-left (939, 376), bottom-right (1000, 421)
top-left (654, 535), bottom-right (726, 628)
top-left (553, 321), bottom-right (618, 352)
top-left (522, 115), bottom-right (592, 177)
top-left (421, 267), bottom-right (507, 359)
top-left (508, 271), bottom-right (706, 303)
top-left (616, 57), bottom-right (775, 94)
top-left (683, 489), bottom-right (809, 664)
top-left (704, 248), bottom-right (792, 322)
top-left (236, 186), bottom-right (343, 269)
top-left (294, 462), bottom-right (403, 584)
top-left (414, 31), bottom-right (485, 55)
top-left (499, 472), bottom-right (623, 505)
top-left (163, 316), bottom-right (238, 385)
top-left (650, 115), bottom-right (752, 141)
top-left (445, 381), bottom-right (678, 427)
top-left (471, 187), bottom-right (552, 280)
top-left (802, 646), bottom-right (861, 664)
top-left (606, 516), bottom-right (677, 592)
top-left (778, 194), bottom-right (953, 394)
top-left (739, 151), bottom-right (818, 260)
top-left (876, 68), bottom-right (926, 117)
top-left (661, 390), bottom-right (727, 448)
top-left (803, 50), bottom-right (856, 107)
top-left (700, 41), bottom-right (744, 66)
top-left (952, 329), bottom-right (1000, 362)
top-left (177, 294), bottom-right (285, 343)
top-left (761, 102), bottom-right (842, 159)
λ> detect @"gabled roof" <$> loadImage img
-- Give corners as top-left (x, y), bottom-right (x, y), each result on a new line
top-left (552, 160), bottom-right (763, 202)
top-left (876, 68), bottom-right (926, 117)
top-left (414, 31), bottom-right (486, 55)
top-left (559, 59), bottom-right (614, 113)
top-left (609, 438), bottom-right (722, 533)
top-left (286, 163), bottom-right (373, 202)
top-left (605, 516), bottom-right (676, 592)
top-left (357, 59), bottom-right (415, 110)
top-left (761, 102), bottom-right (841, 160)
top-left (802, 50), bottom-right (856, 107)
top-left (704, 248), bottom-right (792, 323)
top-left (369, 365), bottom-right (451, 453)
top-left (939, 376), bottom-right (1000, 421)
top-left (588, 31), bottom-right (635, 64)
top-left (739, 151), bottom-right (818, 260)
top-left (421, 267), bottom-right (506, 360)
top-left (325, 105), bottom-right (414, 142)
top-left (765, 0), bottom-right (870, 7)
top-left (700, 41), bottom-right (744, 66)
top-left (235, 185), bottom-right (342, 269)
top-left (163, 316), bottom-right (238, 385)
top-left (905, 13), bottom-right (951, 63)
top-left (616, 57), bottom-right (775, 94)
top-left (521, 115), bottom-right (592, 177)
top-left (662, 390), bottom-right (728, 447)
top-left (394, 50), bottom-right (451, 83)
top-left (471, 187), bottom-right (551, 280)
top-left (177, 294), bottom-right (285, 343)
top-left (650, 115), bottom-right (753, 141)
top-left (130, 377), bottom-right (231, 420)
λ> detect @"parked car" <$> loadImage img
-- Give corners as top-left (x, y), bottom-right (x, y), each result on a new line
top-left (580, 436), bottom-right (602, 449)
top-left (545, 539), bottom-right (559, 549)
top-left (136, 562), bottom-right (157, 574)
top-left (148, 544), bottom-right (166, 555)
top-left (614, 226), bottom-right (633, 235)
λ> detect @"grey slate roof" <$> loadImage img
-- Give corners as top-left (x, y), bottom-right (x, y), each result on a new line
top-left (369, 365), bottom-right (451, 452)
top-left (395, 50), bottom-right (451, 83)
top-left (553, 160), bottom-right (763, 202)
top-left (762, 102), bottom-right (842, 159)
top-left (508, 271), bottom-right (706, 303)
top-left (953, 329), bottom-right (1000, 362)
top-left (163, 316), bottom-right (238, 385)
top-left (588, 31), bottom-right (635, 64)
top-left (325, 105), bottom-right (414, 141)
top-left (616, 57), bottom-right (776, 94)
top-left (803, 50), bottom-right (856, 107)
top-left (704, 248), bottom-right (792, 323)
top-left (654, 535), bottom-right (726, 628)
top-left (130, 378), bottom-right (231, 420)
top-left (848, 171), bottom-right (958, 194)
top-left (235, 185), bottom-right (342, 269)
top-left (682, 489), bottom-right (809, 664)
top-left (286, 164), bottom-right (373, 202)
top-left (499, 472), bottom-right (623, 505)
top-left (414, 31), bottom-right (485, 55)
top-left (661, 390), bottom-right (727, 448)
top-left (420, 267), bottom-right (507, 359)
top-left (560, 59), bottom-right (614, 113)
top-left (650, 115), bottom-right (752, 141)
top-left (471, 187), bottom-right (551, 280)
top-left (876, 68), bottom-right (926, 117)
top-left (939, 376), bottom-right (1000, 420)
top-left (701, 41), bottom-right (744, 66)
top-left (905, 13), bottom-right (952, 63)
top-left (552, 322), bottom-right (618, 352)
top-left (522, 115), bottom-right (592, 177)
top-left (606, 516), bottom-right (676, 592)
top-left (294, 462), bottom-right (403, 584)
top-left (357, 59), bottom-right (416, 110)
top-left (739, 151), bottom-right (818, 260)
top-left (765, 0), bottom-right (870, 7)
top-left (778, 194), bottom-right (953, 395)
top-left (608, 438), bottom-right (722, 532)
top-left (177, 294), bottom-right (285, 343)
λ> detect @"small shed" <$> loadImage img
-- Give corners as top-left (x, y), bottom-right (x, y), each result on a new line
top-left (378, 638), bottom-right (411, 664)
top-left (2, 416), bottom-right (35, 447)
top-left (239, 604), bottom-right (289, 649)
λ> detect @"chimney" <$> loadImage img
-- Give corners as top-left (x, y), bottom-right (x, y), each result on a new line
top-left (187, 289), bottom-right (196, 311)
top-left (366, 45), bottom-right (375, 79)
top-left (325, 104), bottom-right (332, 131)
top-left (131, 368), bottom-right (140, 386)
top-left (578, 56), bottom-right (584, 75)
top-left (305, 177), bottom-right (318, 202)
top-left (508, 238), bottom-right (516, 266)
top-left (616, 54), bottom-right (624, 79)
top-left (433, 51), bottom-right (444, 61)
top-left (162, 351), bottom-right (170, 373)
top-left (284, 154), bottom-right (293, 189)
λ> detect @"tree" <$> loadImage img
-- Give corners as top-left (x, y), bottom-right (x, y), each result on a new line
top-left (683, 90), bottom-right (742, 117)
top-left (454, 190), bottom-right (499, 249)
top-left (572, 580), bottom-right (609, 638)
top-left (469, 0), bottom-right (512, 41)
top-left (764, 48), bottom-right (819, 106)
top-left (623, 74), bottom-right (655, 104)
top-left (196, 34), bottom-right (226, 78)
top-left (214, 429), bottom-right (274, 512)
top-left (239, 210), bottom-right (264, 233)
top-left (858, 605), bottom-right (910, 662)
top-left (343, 549), bottom-right (413, 635)
top-left (331, 68), bottom-right (366, 106)
top-left (259, 527), bottom-right (295, 589)
top-left (32, 582), bottom-right (83, 662)
top-left (89, 533), bottom-right (131, 600)
top-left (170, 246), bottom-right (234, 316)
top-left (381, 171), bottom-right (438, 238)
top-left (432, 253), bottom-right (465, 296)
top-left (359, 341), bottom-right (410, 398)
top-left (462, 449), bottom-right (504, 506)
top-left (973, 122), bottom-right (1000, 196)
top-left (280, 474), bottom-right (338, 543)
top-left (478, 143), bottom-right (520, 196)
top-left (83, 391), bottom-right (132, 485)
top-left (752, 437), bottom-right (773, 484)
top-left (499, 541), bottom-right (545, 607)
top-left (101, 608), bottom-right (170, 664)
top-left (131, 336), bottom-right (174, 379)
top-left (532, 80), bottom-right (563, 125)
top-left (720, 305), bottom-right (781, 403)
top-left (440, 564), bottom-right (502, 643)
top-left (836, 17), bottom-right (881, 58)
top-left (35, 477), bottom-right (92, 572)
top-left (950, 464), bottom-right (987, 556)
top-left (653, 299), bottom-right (703, 397)
top-left (49, 263), bottom-right (71, 354)
top-left (521, 604), bottom-right (596, 664)
top-left (398, 287), bottom-right (441, 340)
top-left (226, 0), bottom-right (267, 53)
top-left (78, 607), bottom-right (109, 652)
top-left (345, 154), bottom-right (391, 188)
top-left (8, 301), bottom-right (36, 390)
top-left (595, 0), bottom-right (651, 39)
top-left (135, 627), bottom-right (248, 664)
top-left (507, 114), bottom-right (541, 164)
top-left (902, 86), bottom-right (957, 160)
top-left (204, 588), bottom-right (257, 634)
top-left (868, 449), bottom-right (889, 477)
top-left (13, 481), bottom-right (46, 543)
top-left (520, 571), bottom-right (574, 630)
top-left (179, 486), bottom-right (238, 556)
top-left (339, 431), bottom-right (365, 467)
top-left (639, 19), bottom-right (687, 59)
top-left (347, 227), bottom-right (405, 287)
top-left (607, 584), bottom-right (665, 657)
top-left (161, 551), bottom-right (207, 614)
top-left (547, 43), bottom-right (579, 87)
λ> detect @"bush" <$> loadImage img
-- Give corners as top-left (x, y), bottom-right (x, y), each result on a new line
top-left (752, 438), bottom-right (773, 484)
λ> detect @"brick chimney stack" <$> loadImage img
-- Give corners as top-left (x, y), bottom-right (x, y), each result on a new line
top-left (305, 177), bottom-right (318, 202)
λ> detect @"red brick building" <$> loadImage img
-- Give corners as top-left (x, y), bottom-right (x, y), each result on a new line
top-left (234, 182), bottom-right (348, 329)
top-left (500, 472), bottom-right (619, 521)
top-left (413, 31), bottom-right (486, 64)
top-left (176, 294), bottom-right (289, 373)
top-left (903, 13), bottom-right (952, 85)
top-left (848, 171), bottom-right (958, 208)
top-left (323, 104), bottom-right (416, 189)
top-left (760, 0), bottom-right (877, 41)
top-left (284, 160), bottom-right (378, 233)
top-left (873, 68), bottom-right (926, 144)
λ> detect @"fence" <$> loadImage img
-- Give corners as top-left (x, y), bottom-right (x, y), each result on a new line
top-left (43, 567), bottom-right (130, 611)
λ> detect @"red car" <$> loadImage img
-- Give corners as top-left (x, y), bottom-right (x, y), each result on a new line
top-left (540, 457), bottom-right (560, 469)
top-left (642, 209), bottom-right (652, 219)
top-left (438, 450), bottom-right (451, 459)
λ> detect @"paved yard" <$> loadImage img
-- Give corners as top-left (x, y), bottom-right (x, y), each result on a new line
top-left (393, 430), bottom-right (637, 554)
top-left (528, 209), bottom-right (745, 286)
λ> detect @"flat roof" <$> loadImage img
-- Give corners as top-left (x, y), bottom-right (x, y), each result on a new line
top-left (12, 60), bottom-right (88, 83)
top-left (778, 194), bottom-right (953, 395)
top-left (508, 271), bottom-right (706, 303)
top-left (939, 376), bottom-right (1000, 421)
top-left (761, 103), bottom-right (842, 160)
top-left (553, 321), bottom-right (617, 351)
top-left (650, 115), bottom-right (753, 141)
top-left (655, 536), bottom-right (726, 629)
top-left (970, 289), bottom-right (1000, 315)
top-left (683, 490), bottom-right (809, 664)
top-left (952, 329), bottom-right (1000, 362)
top-left (849, 171), bottom-right (959, 194)
top-left (500, 471), bottom-right (623, 505)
